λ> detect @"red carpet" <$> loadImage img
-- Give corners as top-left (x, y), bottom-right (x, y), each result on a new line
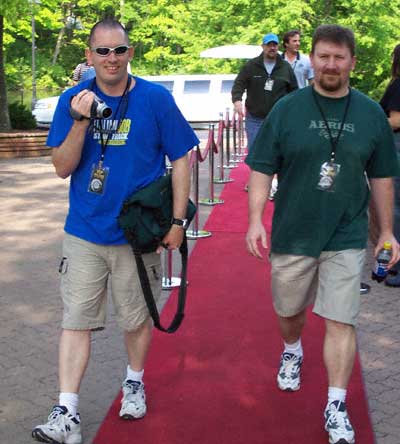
top-left (93, 162), bottom-right (375, 444)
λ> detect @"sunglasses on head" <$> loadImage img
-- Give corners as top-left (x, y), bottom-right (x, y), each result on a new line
top-left (91, 45), bottom-right (131, 56)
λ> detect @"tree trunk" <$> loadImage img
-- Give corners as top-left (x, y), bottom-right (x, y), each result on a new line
top-left (0, 15), bottom-right (11, 132)
top-left (52, 26), bottom-right (65, 66)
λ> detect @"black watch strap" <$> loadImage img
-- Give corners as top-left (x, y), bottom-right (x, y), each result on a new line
top-left (171, 217), bottom-right (188, 229)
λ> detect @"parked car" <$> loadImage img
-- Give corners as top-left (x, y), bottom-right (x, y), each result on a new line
top-left (32, 74), bottom-right (236, 127)
top-left (32, 96), bottom-right (60, 128)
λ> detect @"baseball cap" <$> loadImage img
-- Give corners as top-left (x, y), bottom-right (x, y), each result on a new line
top-left (262, 33), bottom-right (279, 45)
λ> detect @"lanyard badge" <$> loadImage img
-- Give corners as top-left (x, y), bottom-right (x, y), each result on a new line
top-left (88, 161), bottom-right (109, 195)
top-left (312, 87), bottom-right (351, 193)
top-left (317, 161), bottom-right (341, 192)
top-left (264, 78), bottom-right (274, 91)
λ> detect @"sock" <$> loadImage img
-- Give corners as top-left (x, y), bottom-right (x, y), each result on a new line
top-left (59, 392), bottom-right (79, 417)
top-left (284, 338), bottom-right (303, 357)
top-left (126, 365), bottom-right (144, 383)
top-left (327, 386), bottom-right (347, 406)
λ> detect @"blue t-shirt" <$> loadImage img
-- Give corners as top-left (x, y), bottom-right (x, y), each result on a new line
top-left (48, 76), bottom-right (200, 245)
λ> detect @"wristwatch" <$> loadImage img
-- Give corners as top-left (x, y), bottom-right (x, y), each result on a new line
top-left (171, 217), bottom-right (189, 229)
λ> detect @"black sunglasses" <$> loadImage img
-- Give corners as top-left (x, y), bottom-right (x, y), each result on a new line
top-left (91, 45), bottom-right (131, 57)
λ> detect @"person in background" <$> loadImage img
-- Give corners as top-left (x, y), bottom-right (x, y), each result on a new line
top-left (79, 66), bottom-right (96, 83)
top-left (231, 32), bottom-right (298, 190)
top-left (379, 43), bottom-right (400, 286)
top-left (281, 29), bottom-right (314, 88)
top-left (32, 18), bottom-right (199, 444)
top-left (246, 24), bottom-right (399, 444)
top-left (72, 60), bottom-right (93, 84)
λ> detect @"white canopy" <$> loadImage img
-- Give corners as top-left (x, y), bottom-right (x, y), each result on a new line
top-left (200, 44), bottom-right (261, 59)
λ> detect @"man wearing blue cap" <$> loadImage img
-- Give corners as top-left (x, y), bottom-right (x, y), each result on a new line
top-left (232, 32), bottom-right (298, 156)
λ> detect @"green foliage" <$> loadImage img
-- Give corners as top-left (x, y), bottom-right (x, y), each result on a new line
top-left (8, 102), bottom-right (37, 129)
top-left (3, 0), bottom-right (400, 100)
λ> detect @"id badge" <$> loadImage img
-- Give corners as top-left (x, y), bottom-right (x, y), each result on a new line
top-left (264, 79), bottom-right (274, 91)
top-left (316, 161), bottom-right (340, 192)
top-left (88, 162), bottom-right (109, 195)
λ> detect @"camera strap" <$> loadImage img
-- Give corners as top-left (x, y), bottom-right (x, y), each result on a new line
top-left (92, 75), bottom-right (132, 162)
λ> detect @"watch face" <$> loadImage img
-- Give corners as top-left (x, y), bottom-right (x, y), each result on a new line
top-left (172, 218), bottom-right (188, 228)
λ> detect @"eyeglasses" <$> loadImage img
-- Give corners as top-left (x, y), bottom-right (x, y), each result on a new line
top-left (91, 45), bottom-right (131, 57)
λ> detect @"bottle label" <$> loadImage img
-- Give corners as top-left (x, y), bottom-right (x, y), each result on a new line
top-left (374, 260), bottom-right (388, 277)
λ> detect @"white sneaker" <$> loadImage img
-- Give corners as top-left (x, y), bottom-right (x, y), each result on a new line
top-left (277, 352), bottom-right (303, 391)
top-left (32, 405), bottom-right (82, 444)
top-left (119, 379), bottom-right (147, 420)
top-left (324, 400), bottom-right (355, 444)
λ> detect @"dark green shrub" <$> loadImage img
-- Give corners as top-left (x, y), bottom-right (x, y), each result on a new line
top-left (8, 102), bottom-right (37, 130)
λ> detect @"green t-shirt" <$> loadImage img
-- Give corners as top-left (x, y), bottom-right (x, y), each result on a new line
top-left (246, 86), bottom-right (400, 257)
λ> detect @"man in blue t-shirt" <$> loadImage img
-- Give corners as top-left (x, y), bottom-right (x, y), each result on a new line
top-left (32, 19), bottom-right (199, 444)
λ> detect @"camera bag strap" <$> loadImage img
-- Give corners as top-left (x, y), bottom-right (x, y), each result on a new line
top-left (129, 234), bottom-right (189, 334)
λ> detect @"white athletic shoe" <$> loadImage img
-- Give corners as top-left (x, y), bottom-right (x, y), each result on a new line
top-left (324, 400), bottom-right (355, 444)
top-left (277, 352), bottom-right (303, 391)
top-left (119, 379), bottom-right (147, 420)
top-left (32, 405), bottom-right (82, 444)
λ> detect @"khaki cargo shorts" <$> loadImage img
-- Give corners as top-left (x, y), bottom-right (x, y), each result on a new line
top-left (270, 249), bottom-right (366, 326)
top-left (59, 233), bottom-right (165, 331)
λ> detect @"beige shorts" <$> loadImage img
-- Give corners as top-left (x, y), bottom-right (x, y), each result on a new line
top-left (270, 249), bottom-right (366, 326)
top-left (59, 233), bottom-right (164, 331)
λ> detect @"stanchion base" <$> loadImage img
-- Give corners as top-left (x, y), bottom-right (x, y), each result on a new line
top-left (213, 178), bottom-right (234, 184)
top-left (186, 229), bottom-right (212, 239)
top-left (162, 277), bottom-right (182, 290)
top-left (199, 198), bottom-right (224, 206)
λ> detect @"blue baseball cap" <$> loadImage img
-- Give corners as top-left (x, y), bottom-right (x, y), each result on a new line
top-left (262, 33), bottom-right (279, 45)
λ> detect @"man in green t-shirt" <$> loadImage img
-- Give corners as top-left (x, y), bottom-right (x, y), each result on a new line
top-left (245, 24), bottom-right (400, 444)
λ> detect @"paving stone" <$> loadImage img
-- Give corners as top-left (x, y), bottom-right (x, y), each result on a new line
top-left (1, 155), bottom-right (400, 444)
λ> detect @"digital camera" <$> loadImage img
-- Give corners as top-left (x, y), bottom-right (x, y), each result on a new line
top-left (91, 94), bottom-right (112, 118)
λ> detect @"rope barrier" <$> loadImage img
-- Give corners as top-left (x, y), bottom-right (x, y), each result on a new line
top-left (162, 110), bottom-right (242, 283)
top-left (199, 124), bottom-right (224, 206)
top-left (186, 145), bottom-right (212, 240)
top-left (214, 114), bottom-right (233, 184)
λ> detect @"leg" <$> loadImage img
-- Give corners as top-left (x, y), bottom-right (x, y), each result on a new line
top-left (277, 309), bottom-right (307, 344)
top-left (124, 318), bottom-right (153, 371)
top-left (119, 319), bottom-right (153, 420)
top-left (270, 254), bottom-right (317, 391)
top-left (59, 329), bottom-right (91, 393)
top-left (323, 320), bottom-right (356, 389)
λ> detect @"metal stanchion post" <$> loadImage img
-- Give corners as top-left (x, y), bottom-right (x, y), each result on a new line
top-left (214, 113), bottom-right (233, 184)
top-left (199, 124), bottom-right (224, 206)
top-left (231, 111), bottom-right (241, 163)
top-left (223, 108), bottom-right (237, 169)
top-left (161, 165), bottom-right (182, 289)
top-left (187, 147), bottom-right (212, 239)
top-left (162, 248), bottom-right (181, 289)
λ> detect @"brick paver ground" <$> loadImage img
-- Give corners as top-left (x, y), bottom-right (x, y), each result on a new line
top-left (1, 156), bottom-right (399, 444)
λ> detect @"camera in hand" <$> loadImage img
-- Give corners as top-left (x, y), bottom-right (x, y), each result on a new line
top-left (91, 94), bottom-right (112, 118)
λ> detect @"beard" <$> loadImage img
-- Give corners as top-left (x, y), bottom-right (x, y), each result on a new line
top-left (318, 73), bottom-right (343, 92)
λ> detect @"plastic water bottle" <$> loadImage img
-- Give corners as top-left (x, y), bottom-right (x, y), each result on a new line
top-left (371, 241), bottom-right (392, 283)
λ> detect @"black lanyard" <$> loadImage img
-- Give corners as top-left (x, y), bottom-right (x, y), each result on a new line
top-left (312, 86), bottom-right (351, 162)
top-left (94, 76), bottom-right (131, 163)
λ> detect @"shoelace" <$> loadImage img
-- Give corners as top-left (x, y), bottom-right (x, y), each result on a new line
top-left (326, 403), bottom-right (351, 430)
top-left (47, 407), bottom-right (67, 425)
top-left (281, 354), bottom-right (301, 376)
top-left (124, 380), bottom-right (142, 394)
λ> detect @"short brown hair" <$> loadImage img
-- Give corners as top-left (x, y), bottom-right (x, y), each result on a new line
top-left (282, 30), bottom-right (301, 48)
top-left (311, 24), bottom-right (355, 57)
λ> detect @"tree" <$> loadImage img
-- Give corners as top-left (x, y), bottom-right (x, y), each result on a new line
top-left (0, 0), bottom-right (29, 132)
top-left (0, 14), bottom-right (11, 131)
